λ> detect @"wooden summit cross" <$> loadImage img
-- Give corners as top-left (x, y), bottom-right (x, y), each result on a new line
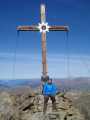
top-left (17, 4), bottom-right (69, 82)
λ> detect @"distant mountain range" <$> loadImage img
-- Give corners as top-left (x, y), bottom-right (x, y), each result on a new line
top-left (0, 79), bottom-right (40, 90)
top-left (55, 77), bottom-right (90, 91)
top-left (0, 77), bottom-right (90, 91)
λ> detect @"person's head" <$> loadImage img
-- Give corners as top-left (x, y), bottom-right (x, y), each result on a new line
top-left (47, 79), bottom-right (52, 84)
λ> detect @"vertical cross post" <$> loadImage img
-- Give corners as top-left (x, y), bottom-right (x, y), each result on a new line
top-left (40, 4), bottom-right (49, 82)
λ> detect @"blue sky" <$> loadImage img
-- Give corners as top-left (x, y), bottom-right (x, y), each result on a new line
top-left (0, 0), bottom-right (90, 79)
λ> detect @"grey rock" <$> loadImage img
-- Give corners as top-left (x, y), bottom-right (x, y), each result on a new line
top-left (0, 90), bottom-right (85, 120)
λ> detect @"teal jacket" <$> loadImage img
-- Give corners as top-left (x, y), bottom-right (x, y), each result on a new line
top-left (43, 83), bottom-right (57, 96)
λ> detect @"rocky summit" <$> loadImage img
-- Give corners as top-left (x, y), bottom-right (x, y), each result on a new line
top-left (0, 88), bottom-right (85, 120)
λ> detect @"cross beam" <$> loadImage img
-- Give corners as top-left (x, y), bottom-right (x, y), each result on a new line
top-left (16, 4), bottom-right (69, 82)
top-left (17, 25), bottom-right (68, 31)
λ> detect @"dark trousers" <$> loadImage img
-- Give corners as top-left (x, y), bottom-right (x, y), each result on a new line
top-left (43, 95), bottom-right (56, 114)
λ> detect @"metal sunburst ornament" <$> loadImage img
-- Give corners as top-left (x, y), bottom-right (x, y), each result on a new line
top-left (38, 22), bottom-right (49, 33)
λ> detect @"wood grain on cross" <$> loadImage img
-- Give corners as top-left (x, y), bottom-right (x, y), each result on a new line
top-left (16, 4), bottom-right (69, 82)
